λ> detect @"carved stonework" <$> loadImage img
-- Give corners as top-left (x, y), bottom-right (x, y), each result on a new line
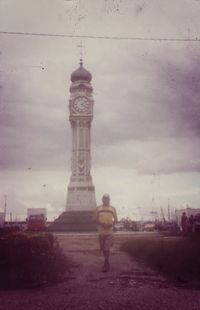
top-left (78, 152), bottom-right (85, 175)
top-left (85, 162), bottom-right (90, 176)
top-left (71, 156), bottom-right (76, 175)
top-left (79, 120), bottom-right (85, 127)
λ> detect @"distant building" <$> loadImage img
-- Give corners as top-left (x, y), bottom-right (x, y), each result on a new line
top-left (27, 208), bottom-right (47, 219)
top-left (0, 212), bottom-right (5, 227)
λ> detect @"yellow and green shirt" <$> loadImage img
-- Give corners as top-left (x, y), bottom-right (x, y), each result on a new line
top-left (94, 205), bottom-right (118, 235)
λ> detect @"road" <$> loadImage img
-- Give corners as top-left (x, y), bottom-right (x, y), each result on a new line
top-left (0, 232), bottom-right (200, 310)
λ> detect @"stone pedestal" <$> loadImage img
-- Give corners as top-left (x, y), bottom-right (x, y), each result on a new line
top-left (48, 210), bottom-right (97, 232)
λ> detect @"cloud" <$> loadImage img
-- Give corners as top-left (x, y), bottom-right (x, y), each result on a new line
top-left (1, 42), bottom-right (200, 174)
top-left (0, 0), bottom-right (200, 218)
top-left (91, 43), bottom-right (200, 173)
top-left (159, 47), bottom-right (200, 137)
top-left (0, 0), bottom-right (200, 176)
top-left (0, 170), bottom-right (68, 220)
top-left (0, 65), bottom-right (69, 170)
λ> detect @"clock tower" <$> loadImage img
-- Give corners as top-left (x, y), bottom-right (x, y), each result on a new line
top-left (50, 59), bottom-right (97, 231)
top-left (66, 59), bottom-right (96, 211)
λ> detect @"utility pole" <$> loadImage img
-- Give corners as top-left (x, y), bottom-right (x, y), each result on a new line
top-left (4, 195), bottom-right (7, 224)
top-left (10, 212), bottom-right (12, 225)
top-left (151, 197), bottom-right (155, 221)
top-left (168, 198), bottom-right (171, 221)
top-left (160, 206), bottom-right (165, 222)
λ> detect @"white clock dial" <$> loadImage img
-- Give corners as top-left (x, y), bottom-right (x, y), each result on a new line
top-left (73, 96), bottom-right (89, 113)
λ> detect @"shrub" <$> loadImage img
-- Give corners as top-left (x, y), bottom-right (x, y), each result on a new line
top-left (121, 236), bottom-right (200, 281)
top-left (0, 232), bottom-right (72, 289)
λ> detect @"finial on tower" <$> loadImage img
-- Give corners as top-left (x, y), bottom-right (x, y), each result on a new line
top-left (78, 41), bottom-right (84, 67)
top-left (80, 58), bottom-right (83, 67)
top-left (71, 43), bottom-right (92, 82)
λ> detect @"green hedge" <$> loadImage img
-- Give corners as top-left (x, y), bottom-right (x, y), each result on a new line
top-left (121, 236), bottom-right (200, 281)
top-left (0, 232), bottom-right (72, 289)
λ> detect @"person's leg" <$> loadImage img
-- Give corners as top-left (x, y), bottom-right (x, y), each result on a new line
top-left (102, 251), bottom-right (110, 272)
top-left (102, 235), bottom-right (113, 272)
top-left (103, 250), bottom-right (110, 269)
top-left (99, 235), bottom-right (104, 252)
top-left (99, 235), bottom-right (107, 270)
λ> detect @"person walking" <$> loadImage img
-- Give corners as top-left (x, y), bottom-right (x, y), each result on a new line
top-left (181, 212), bottom-right (188, 234)
top-left (188, 214), bottom-right (195, 233)
top-left (94, 193), bottom-right (118, 272)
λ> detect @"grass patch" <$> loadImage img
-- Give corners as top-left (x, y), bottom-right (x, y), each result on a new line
top-left (0, 232), bottom-right (73, 289)
top-left (121, 236), bottom-right (200, 281)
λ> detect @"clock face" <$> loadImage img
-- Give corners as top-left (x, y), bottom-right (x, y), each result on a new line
top-left (73, 96), bottom-right (89, 113)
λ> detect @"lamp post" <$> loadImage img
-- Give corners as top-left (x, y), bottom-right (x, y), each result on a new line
top-left (4, 195), bottom-right (7, 226)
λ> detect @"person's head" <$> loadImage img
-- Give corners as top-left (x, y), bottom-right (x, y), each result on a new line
top-left (182, 212), bottom-right (186, 216)
top-left (102, 193), bottom-right (110, 206)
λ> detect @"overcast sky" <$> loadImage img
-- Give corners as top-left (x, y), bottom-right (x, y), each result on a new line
top-left (0, 0), bottom-right (200, 220)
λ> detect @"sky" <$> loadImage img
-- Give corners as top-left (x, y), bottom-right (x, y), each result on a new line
top-left (0, 0), bottom-right (200, 220)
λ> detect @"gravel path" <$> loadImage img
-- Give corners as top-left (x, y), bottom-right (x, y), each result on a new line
top-left (0, 233), bottom-right (200, 310)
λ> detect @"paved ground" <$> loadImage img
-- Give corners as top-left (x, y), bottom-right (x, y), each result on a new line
top-left (0, 232), bottom-right (200, 310)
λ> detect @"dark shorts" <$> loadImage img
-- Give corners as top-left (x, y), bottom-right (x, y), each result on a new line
top-left (99, 234), bottom-right (113, 251)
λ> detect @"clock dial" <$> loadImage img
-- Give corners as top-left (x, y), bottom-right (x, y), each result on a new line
top-left (73, 96), bottom-right (89, 113)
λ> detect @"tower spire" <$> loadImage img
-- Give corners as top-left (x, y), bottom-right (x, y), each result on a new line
top-left (78, 41), bottom-right (84, 67)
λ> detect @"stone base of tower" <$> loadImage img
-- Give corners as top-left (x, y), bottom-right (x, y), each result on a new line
top-left (66, 183), bottom-right (96, 212)
top-left (48, 210), bottom-right (97, 232)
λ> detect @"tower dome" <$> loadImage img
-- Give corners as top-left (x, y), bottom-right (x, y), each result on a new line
top-left (71, 59), bottom-right (92, 83)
